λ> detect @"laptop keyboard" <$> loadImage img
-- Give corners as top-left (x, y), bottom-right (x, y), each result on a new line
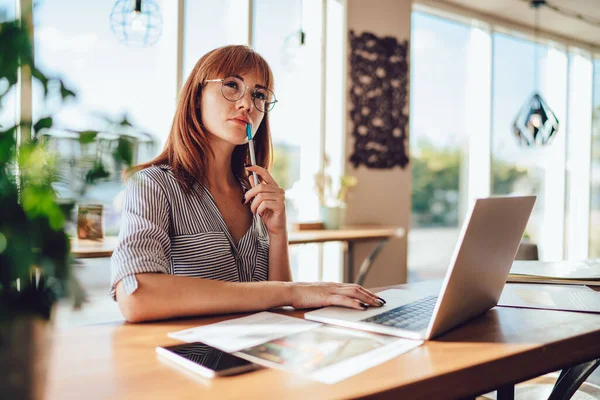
top-left (362, 296), bottom-right (438, 331)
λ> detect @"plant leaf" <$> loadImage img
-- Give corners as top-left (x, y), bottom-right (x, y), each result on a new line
top-left (59, 79), bottom-right (76, 100)
top-left (78, 130), bottom-right (98, 144)
top-left (0, 125), bottom-right (17, 165)
top-left (114, 136), bottom-right (133, 166)
top-left (33, 117), bottom-right (53, 134)
top-left (119, 115), bottom-right (133, 127)
top-left (84, 161), bottom-right (110, 184)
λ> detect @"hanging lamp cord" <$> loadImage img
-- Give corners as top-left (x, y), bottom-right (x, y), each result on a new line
top-left (530, 0), bottom-right (541, 92)
top-left (522, 0), bottom-right (600, 28)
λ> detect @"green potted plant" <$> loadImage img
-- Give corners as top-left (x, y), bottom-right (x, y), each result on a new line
top-left (314, 155), bottom-right (358, 229)
top-left (0, 17), bottom-right (83, 398)
top-left (0, 16), bottom-right (142, 397)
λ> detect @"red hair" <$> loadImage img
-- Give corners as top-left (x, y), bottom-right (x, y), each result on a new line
top-left (132, 45), bottom-right (274, 192)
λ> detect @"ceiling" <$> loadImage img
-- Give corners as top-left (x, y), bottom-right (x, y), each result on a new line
top-left (435, 0), bottom-right (600, 51)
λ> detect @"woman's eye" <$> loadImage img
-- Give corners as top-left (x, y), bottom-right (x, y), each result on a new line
top-left (224, 81), bottom-right (239, 90)
top-left (253, 91), bottom-right (267, 101)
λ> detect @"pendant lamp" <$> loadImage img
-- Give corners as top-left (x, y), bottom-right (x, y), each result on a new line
top-left (512, 0), bottom-right (559, 147)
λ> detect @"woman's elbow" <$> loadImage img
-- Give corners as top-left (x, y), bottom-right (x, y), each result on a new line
top-left (115, 283), bottom-right (149, 323)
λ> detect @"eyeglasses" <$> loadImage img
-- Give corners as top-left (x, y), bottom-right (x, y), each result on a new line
top-left (205, 76), bottom-right (277, 113)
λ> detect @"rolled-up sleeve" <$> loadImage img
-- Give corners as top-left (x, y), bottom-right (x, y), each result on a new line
top-left (110, 170), bottom-right (171, 300)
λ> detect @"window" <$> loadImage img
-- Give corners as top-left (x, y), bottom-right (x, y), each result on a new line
top-left (321, 0), bottom-right (345, 283)
top-left (253, 0), bottom-right (322, 199)
top-left (29, 0), bottom-right (340, 285)
top-left (32, 0), bottom-right (176, 236)
top-left (183, 0), bottom-right (248, 81)
top-left (565, 51), bottom-right (593, 259)
top-left (253, 0), bottom-right (324, 280)
top-left (491, 33), bottom-right (568, 261)
top-left (0, 0), bottom-right (13, 20)
top-left (34, 0), bottom-right (176, 142)
top-left (590, 59), bottom-right (600, 258)
top-left (409, 12), bottom-right (472, 276)
top-left (412, 6), bottom-right (597, 267)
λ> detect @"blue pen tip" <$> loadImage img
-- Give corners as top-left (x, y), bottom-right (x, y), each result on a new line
top-left (246, 124), bottom-right (252, 140)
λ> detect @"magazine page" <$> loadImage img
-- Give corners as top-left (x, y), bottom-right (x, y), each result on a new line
top-left (235, 325), bottom-right (422, 384)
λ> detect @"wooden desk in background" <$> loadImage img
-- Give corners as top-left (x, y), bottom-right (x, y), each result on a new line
top-left (71, 226), bottom-right (405, 284)
top-left (46, 281), bottom-right (600, 399)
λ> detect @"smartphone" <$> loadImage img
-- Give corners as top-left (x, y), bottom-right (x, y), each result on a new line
top-left (156, 342), bottom-right (259, 378)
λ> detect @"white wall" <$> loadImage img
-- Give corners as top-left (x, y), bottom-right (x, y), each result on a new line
top-left (345, 0), bottom-right (412, 287)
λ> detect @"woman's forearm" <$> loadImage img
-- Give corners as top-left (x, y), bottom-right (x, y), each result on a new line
top-left (116, 273), bottom-right (293, 322)
top-left (267, 232), bottom-right (293, 281)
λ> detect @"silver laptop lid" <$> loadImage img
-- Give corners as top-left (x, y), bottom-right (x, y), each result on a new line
top-left (426, 196), bottom-right (536, 339)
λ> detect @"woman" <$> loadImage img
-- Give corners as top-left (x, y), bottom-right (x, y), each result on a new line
top-left (110, 45), bottom-right (385, 323)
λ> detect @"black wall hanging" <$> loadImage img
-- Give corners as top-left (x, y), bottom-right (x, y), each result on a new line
top-left (348, 30), bottom-right (409, 169)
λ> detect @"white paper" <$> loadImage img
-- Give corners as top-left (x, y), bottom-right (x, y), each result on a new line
top-left (168, 311), bottom-right (319, 352)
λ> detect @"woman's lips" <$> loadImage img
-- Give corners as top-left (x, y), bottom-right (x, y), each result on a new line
top-left (230, 119), bottom-right (247, 126)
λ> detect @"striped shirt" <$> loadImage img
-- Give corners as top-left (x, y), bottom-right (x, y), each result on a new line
top-left (110, 164), bottom-right (270, 300)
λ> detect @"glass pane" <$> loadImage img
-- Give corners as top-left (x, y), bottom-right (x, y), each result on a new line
top-left (321, 0), bottom-right (345, 284)
top-left (0, 0), bottom-right (15, 21)
top-left (409, 12), bottom-right (471, 279)
top-left (590, 59), bottom-right (600, 258)
top-left (33, 0), bottom-right (174, 234)
top-left (254, 0), bottom-right (323, 281)
top-left (564, 52), bottom-right (592, 259)
top-left (0, 0), bottom-right (17, 131)
top-left (491, 33), bottom-right (567, 261)
top-left (183, 0), bottom-right (248, 82)
top-left (253, 0), bottom-right (322, 212)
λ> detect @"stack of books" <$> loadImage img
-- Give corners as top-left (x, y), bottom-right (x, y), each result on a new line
top-left (508, 259), bottom-right (600, 286)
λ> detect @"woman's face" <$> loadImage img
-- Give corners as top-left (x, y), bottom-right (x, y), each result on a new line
top-left (201, 71), bottom-right (266, 148)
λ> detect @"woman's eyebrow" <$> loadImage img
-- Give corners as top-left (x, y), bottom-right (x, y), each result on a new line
top-left (234, 74), bottom-right (267, 89)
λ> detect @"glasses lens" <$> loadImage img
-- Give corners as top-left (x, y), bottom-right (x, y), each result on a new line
top-left (253, 88), bottom-right (276, 113)
top-left (221, 77), bottom-right (245, 102)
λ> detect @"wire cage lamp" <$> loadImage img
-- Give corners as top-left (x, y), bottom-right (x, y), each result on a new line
top-left (512, 0), bottom-right (559, 147)
top-left (109, 0), bottom-right (163, 47)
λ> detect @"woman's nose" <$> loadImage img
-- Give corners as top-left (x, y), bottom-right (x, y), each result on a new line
top-left (236, 90), bottom-right (254, 111)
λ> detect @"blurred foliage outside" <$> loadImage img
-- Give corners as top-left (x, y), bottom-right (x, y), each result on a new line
top-left (412, 140), bottom-right (529, 227)
top-left (271, 142), bottom-right (300, 190)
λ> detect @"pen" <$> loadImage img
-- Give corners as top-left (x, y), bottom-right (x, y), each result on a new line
top-left (246, 123), bottom-right (259, 187)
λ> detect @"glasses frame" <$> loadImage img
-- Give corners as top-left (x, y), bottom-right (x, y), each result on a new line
top-left (205, 77), bottom-right (278, 113)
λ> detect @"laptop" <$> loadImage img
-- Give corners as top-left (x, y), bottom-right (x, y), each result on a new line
top-left (305, 196), bottom-right (536, 340)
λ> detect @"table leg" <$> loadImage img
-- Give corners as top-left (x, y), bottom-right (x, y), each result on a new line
top-left (497, 384), bottom-right (515, 400)
top-left (548, 359), bottom-right (600, 400)
top-left (346, 241), bottom-right (354, 283)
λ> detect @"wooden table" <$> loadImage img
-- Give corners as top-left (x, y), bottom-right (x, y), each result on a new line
top-left (71, 226), bottom-right (405, 283)
top-left (46, 282), bottom-right (600, 399)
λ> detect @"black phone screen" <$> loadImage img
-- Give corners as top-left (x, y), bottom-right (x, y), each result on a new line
top-left (161, 342), bottom-right (252, 372)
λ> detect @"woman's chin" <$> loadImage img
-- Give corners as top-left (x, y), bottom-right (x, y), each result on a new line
top-left (207, 128), bottom-right (247, 147)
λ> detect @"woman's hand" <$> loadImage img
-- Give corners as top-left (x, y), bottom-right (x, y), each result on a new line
top-left (244, 165), bottom-right (287, 236)
top-left (289, 282), bottom-right (386, 310)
